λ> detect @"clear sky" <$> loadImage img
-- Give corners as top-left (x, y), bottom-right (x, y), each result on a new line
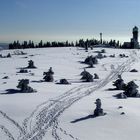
top-left (0, 0), bottom-right (140, 43)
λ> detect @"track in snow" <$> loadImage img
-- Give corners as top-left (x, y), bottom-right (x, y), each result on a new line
top-left (0, 50), bottom-right (138, 140)
top-left (51, 50), bottom-right (138, 140)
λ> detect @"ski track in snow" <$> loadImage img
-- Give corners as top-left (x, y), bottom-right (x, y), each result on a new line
top-left (0, 125), bottom-right (15, 140)
top-left (0, 50), bottom-right (139, 140)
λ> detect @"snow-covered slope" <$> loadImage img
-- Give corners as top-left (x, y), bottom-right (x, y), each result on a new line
top-left (0, 47), bottom-right (140, 140)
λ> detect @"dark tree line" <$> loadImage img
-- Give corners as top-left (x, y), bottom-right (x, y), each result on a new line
top-left (75, 39), bottom-right (100, 48)
top-left (9, 38), bottom-right (121, 49)
top-left (9, 40), bottom-right (74, 49)
top-left (76, 39), bottom-right (121, 48)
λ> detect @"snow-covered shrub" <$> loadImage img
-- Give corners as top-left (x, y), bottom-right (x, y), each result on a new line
top-left (94, 98), bottom-right (105, 117)
top-left (120, 112), bottom-right (125, 115)
top-left (94, 73), bottom-right (99, 79)
top-left (59, 79), bottom-right (70, 84)
top-left (115, 81), bottom-right (140, 98)
top-left (18, 69), bottom-right (28, 73)
top-left (2, 76), bottom-right (9, 79)
top-left (130, 69), bottom-right (138, 72)
top-left (43, 67), bottom-right (54, 82)
top-left (109, 54), bottom-right (115, 58)
top-left (43, 73), bottom-right (54, 82)
top-left (119, 54), bottom-right (128, 58)
top-left (123, 81), bottom-right (140, 97)
top-left (17, 79), bottom-right (35, 93)
top-left (27, 60), bottom-right (37, 69)
top-left (84, 55), bottom-right (98, 65)
top-left (81, 69), bottom-right (93, 82)
top-left (113, 78), bottom-right (126, 90)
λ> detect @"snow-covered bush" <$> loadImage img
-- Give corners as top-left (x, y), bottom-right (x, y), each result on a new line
top-left (130, 69), bottom-right (138, 72)
top-left (17, 79), bottom-right (35, 93)
top-left (43, 67), bottom-right (54, 82)
top-left (119, 54), bottom-right (128, 58)
top-left (18, 69), bottom-right (28, 73)
top-left (43, 73), bottom-right (54, 82)
top-left (27, 60), bottom-right (37, 69)
top-left (123, 81), bottom-right (140, 97)
top-left (109, 54), bottom-right (115, 58)
top-left (84, 55), bottom-right (98, 65)
top-left (94, 73), bottom-right (99, 79)
top-left (2, 76), bottom-right (9, 79)
top-left (81, 69), bottom-right (93, 82)
top-left (94, 98), bottom-right (105, 117)
top-left (59, 79), bottom-right (70, 84)
top-left (115, 81), bottom-right (140, 98)
top-left (113, 77), bottom-right (126, 90)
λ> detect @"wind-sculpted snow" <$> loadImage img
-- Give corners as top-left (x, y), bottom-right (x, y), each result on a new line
top-left (0, 50), bottom-right (138, 140)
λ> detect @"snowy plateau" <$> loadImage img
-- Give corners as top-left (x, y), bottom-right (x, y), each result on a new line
top-left (0, 47), bottom-right (140, 140)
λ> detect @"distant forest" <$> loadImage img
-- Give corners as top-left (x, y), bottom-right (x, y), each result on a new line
top-left (9, 39), bottom-right (121, 49)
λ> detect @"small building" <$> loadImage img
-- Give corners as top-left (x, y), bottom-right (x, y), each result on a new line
top-left (123, 26), bottom-right (139, 49)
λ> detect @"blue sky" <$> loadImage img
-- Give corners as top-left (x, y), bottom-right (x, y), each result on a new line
top-left (0, 0), bottom-right (140, 43)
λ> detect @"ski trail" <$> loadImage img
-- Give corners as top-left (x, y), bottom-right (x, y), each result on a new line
top-left (51, 50), bottom-right (138, 140)
top-left (0, 50), bottom-right (138, 140)
top-left (18, 50), bottom-right (138, 140)
top-left (0, 110), bottom-right (25, 135)
top-left (0, 125), bottom-right (15, 140)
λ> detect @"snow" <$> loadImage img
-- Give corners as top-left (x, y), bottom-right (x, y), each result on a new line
top-left (0, 47), bottom-right (140, 140)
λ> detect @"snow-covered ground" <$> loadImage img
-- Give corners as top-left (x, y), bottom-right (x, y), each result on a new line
top-left (0, 47), bottom-right (140, 140)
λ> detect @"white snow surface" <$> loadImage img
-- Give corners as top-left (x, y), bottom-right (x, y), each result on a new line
top-left (0, 47), bottom-right (140, 140)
